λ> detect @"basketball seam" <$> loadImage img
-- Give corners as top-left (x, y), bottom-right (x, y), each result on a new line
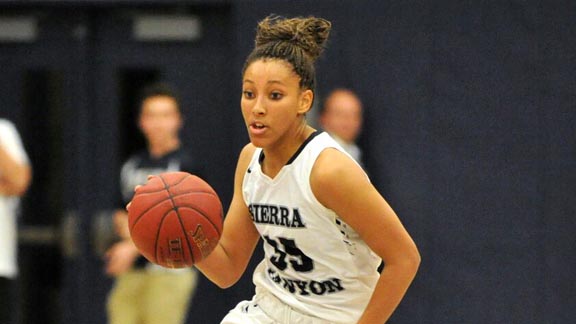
top-left (176, 206), bottom-right (222, 236)
top-left (130, 174), bottom-right (198, 228)
top-left (131, 201), bottom-right (166, 230)
top-left (153, 208), bottom-right (176, 264)
top-left (159, 174), bottom-right (197, 265)
top-left (170, 191), bottom-right (220, 200)
top-left (134, 190), bottom-right (217, 198)
top-left (170, 173), bottom-right (193, 187)
top-left (174, 211), bottom-right (196, 266)
top-left (133, 188), bottom-right (168, 195)
top-left (135, 173), bottom-right (190, 195)
top-left (129, 193), bottom-right (220, 232)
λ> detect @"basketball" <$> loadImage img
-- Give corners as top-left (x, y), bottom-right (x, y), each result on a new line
top-left (127, 171), bottom-right (223, 268)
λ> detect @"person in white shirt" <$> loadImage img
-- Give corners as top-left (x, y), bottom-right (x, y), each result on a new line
top-left (0, 118), bottom-right (32, 324)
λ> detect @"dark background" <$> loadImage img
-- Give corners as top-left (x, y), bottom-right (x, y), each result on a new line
top-left (0, 0), bottom-right (574, 323)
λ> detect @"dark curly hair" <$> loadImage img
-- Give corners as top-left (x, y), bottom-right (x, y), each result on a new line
top-left (242, 15), bottom-right (332, 91)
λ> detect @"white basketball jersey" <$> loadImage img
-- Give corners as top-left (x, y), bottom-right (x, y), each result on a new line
top-left (242, 131), bottom-right (381, 323)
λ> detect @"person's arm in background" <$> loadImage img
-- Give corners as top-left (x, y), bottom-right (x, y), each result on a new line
top-left (105, 208), bottom-right (140, 276)
top-left (104, 159), bottom-right (140, 276)
top-left (0, 136), bottom-right (31, 196)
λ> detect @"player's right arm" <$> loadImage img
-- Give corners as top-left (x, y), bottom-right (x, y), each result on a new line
top-left (194, 144), bottom-right (260, 288)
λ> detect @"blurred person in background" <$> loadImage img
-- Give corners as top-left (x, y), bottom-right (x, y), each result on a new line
top-left (0, 118), bottom-right (32, 324)
top-left (319, 88), bottom-right (364, 166)
top-left (104, 83), bottom-right (202, 324)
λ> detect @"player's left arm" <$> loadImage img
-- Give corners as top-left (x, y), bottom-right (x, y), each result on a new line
top-left (311, 148), bottom-right (420, 324)
top-left (194, 144), bottom-right (261, 288)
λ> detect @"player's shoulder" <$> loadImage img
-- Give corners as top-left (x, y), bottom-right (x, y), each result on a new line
top-left (239, 143), bottom-right (258, 161)
top-left (233, 143), bottom-right (258, 175)
top-left (316, 147), bottom-right (354, 170)
top-left (313, 147), bottom-right (366, 185)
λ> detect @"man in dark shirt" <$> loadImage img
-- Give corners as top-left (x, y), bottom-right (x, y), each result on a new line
top-left (105, 84), bottom-right (200, 324)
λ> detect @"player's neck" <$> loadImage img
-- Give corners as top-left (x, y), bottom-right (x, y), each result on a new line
top-left (261, 125), bottom-right (315, 177)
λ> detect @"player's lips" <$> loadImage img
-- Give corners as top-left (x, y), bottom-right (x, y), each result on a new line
top-left (249, 122), bottom-right (267, 135)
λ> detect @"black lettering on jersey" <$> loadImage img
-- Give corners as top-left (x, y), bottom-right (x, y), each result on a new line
top-left (268, 268), bottom-right (282, 284)
top-left (281, 276), bottom-right (296, 293)
top-left (321, 278), bottom-right (344, 293)
top-left (261, 205), bottom-right (269, 223)
top-left (267, 268), bottom-right (345, 296)
top-left (280, 207), bottom-right (290, 226)
top-left (291, 208), bottom-right (304, 228)
top-left (248, 204), bottom-right (306, 228)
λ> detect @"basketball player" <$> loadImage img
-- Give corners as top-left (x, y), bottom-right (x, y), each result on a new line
top-left (194, 16), bottom-right (420, 323)
top-left (105, 84), bottom-right (200, 324)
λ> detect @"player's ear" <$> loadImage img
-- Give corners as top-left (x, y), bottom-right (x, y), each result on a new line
top-left (297, 89), bottom-right (313, 115)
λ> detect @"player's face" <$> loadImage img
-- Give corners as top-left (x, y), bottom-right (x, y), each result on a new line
top-left (241, 59), bottom-right (312, 148)
top-left (321, 92), bottom-right (362, 143)
top-left (139, 96), bottom-right (182, 147)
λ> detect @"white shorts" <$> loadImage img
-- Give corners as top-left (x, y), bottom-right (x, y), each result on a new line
top-left (221, 289), bottom-right (334, 324)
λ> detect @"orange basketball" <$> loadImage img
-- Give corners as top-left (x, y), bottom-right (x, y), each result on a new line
top-left (127, 172), bottom-right (223, 268)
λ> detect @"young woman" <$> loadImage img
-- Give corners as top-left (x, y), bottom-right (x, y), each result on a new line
top-left (195, 16), bottom-right (420, 323)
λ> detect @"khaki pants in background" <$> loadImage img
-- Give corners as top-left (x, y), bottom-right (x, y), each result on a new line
top-left (107, 269), bottom-right (198, 324)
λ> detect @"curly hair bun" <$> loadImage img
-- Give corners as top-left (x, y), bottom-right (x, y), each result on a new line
top-left (255, 15), bottom-right (332, 61)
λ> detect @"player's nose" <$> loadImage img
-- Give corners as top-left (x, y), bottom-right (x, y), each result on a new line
top-left (252, 97), bottom-right (266, 115)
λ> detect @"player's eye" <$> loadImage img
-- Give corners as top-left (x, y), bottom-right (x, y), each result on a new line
top-left (269, 92), bottom-right (283, 100)
top-left (243, 90), bottom-right (255, 99)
